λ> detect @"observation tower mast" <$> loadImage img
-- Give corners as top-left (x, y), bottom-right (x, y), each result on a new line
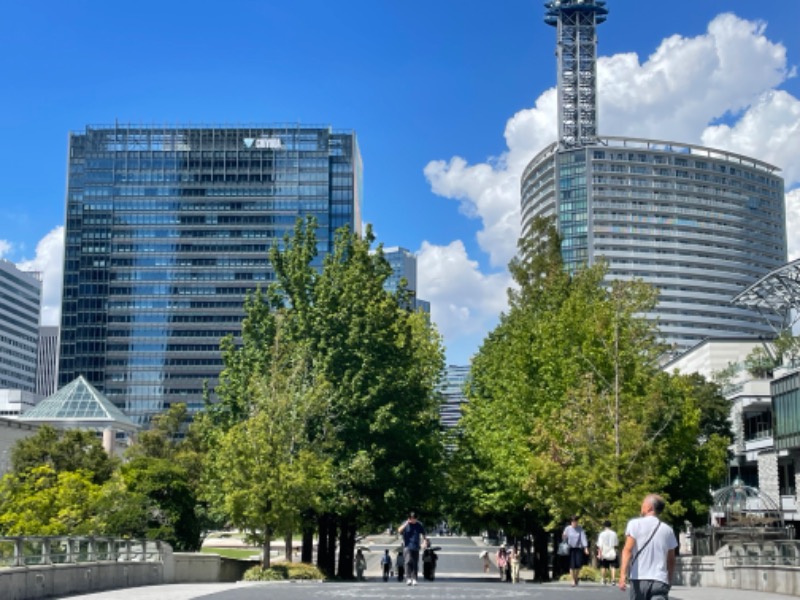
top-left (544, 0), bottom-right (608, 149)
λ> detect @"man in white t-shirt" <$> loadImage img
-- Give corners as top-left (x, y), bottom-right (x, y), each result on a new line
top-left (619, 494), bottom-right (678, 600)
top-left (596, 520), bottom-right (619, 585)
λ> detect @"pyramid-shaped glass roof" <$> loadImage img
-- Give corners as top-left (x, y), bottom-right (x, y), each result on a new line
top-left (20, 376), bottom-right (138, 432)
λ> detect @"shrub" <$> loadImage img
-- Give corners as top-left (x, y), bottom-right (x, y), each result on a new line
top-left (243, 562), bottom-right (325, 581)
top-left (558, 565), bottom-right (601, 582)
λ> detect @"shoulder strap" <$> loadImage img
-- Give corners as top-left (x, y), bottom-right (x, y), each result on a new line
top-left (630, 520), bottom-right (661, 570)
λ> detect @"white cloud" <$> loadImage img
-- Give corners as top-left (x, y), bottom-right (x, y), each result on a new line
top-left (600, 14), bottom-right (793, 143)
top-left (422, 12), bottom-right (799, 361)
top-left (16, 226), bottom-right (64, 327)
top-left (416, 240), bottom-right (512, 361)
top-left (701, 90), bottom-right (800, 185)
top-left (423, 89), bottom-right (558, 270)
top-left (0, 240), bottom-right (11, 259)
top-left (787, 188), bottom-right (800, 262)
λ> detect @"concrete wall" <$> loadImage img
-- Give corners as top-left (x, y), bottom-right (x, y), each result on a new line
top-left (171, 552), bottom-right (220, 583)
top-left (675, 544), bottom-right (800, 595)
top-left (0, 418), bottom-right (38, 475)
top-left (0, 563), bottom-right (163, 600)
top-left (0, 546), bottom-right (264, 599)
top-left (170, 553), bottom-right (259, 583)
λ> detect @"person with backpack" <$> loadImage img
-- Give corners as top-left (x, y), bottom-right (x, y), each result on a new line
top-left (597, 520), bottom-right (619, 585)
top-left (380, 549), bottom-right (392, 581)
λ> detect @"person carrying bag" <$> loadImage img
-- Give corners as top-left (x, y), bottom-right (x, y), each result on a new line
top-left (619, 494), bottom-right (678, 600)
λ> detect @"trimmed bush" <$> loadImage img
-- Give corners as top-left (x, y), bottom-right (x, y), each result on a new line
top-left (558, 565), bottom-right (601, 582)
top-left (244, 562), bottom-right (325, 581)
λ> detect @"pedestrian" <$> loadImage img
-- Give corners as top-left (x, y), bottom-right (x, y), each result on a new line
top-left (562, 515), bottom-right (589, 587)
top-left (495, 546), bottom-right (507, 581)
top-left (619, 494), bottom-right (678, 599)
top-left (355, 549), bottom-right (367, 581)
top-left (422, 538), bottom-right (438, 581)
top-left (381, 549), bottom-right (392, 582)
top-left (597, 519), bottom-right (619, 585)
top-left (398, 511), bottom-right (427, 586)
top-left (395, 550), bottom-right (404, 582)
top-left (479, 550), bottom-right (490, 573)
top-left (509, 546), bottom-right (521, 583)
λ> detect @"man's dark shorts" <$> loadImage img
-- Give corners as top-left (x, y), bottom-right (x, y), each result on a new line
top-left (630, 579), bottom-right (671, 600)
top-left (599, 556), bottom-right (619, 568)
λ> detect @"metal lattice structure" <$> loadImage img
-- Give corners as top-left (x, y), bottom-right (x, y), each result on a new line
top-left (545, 0), bottom-right (608, 149)
top-left (712, 478), bottom-right (785, 530)
top-left (732, 257), bottom-right (800, 331)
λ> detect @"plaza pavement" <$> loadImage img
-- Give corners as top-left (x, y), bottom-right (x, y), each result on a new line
top-left (59, 580), bottom-right (797, 600)
top-left (60, 535), bottom-right (795, 599)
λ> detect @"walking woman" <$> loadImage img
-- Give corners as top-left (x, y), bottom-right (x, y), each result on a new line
top-left (562, 516), bottom-right (589, 587)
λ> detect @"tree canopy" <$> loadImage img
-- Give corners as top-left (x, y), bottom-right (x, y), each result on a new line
top-left (447, 217), bottom-right (730, 546)
top-left (198, 217), bottom-right (445, 576)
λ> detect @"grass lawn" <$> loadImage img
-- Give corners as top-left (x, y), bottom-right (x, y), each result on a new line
top-left (200, 547), bottom-right (262, 560)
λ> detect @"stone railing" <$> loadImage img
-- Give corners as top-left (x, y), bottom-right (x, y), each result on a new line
top-left (725, 540), bottom-right (800, 568)
top-left (0, 536), bottom-right (167, 600)
top-left (0, 536), bottom-right (165, 567)
top-left (675, 540), bottom-right (800, 596)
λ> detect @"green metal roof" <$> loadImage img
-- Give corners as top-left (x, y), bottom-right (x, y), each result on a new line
top-left (20, 376), bottom-right (138, 432)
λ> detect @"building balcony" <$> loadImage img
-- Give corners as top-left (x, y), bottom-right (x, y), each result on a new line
top-left (744, 435), bottom-right (774, 461)
top-left (726, 379), bottom-right (772, 400)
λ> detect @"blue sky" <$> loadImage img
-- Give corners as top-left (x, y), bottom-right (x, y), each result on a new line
top-left (1, 1), bottom-right (799, 365)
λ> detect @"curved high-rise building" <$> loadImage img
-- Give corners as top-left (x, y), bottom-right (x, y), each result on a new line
top-left (522, 2), bottom-right (788, 355)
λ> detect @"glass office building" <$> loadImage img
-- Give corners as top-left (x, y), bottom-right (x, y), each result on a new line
top-left (381, 246), bottom-right (430, 313)
top-left (437, 365), bottom-right (470, 430)
top-left (526, 2), bottom-right (788, 357)
top-left (521, 136), bottom-right (787, 354)
top-left (58, 125), bottom-right (362, 425)
top-left (0, 259), bottom-right (42, 392)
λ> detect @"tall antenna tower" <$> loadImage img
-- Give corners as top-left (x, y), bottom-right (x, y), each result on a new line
top-left (544, 0), bottom-right (608, 149)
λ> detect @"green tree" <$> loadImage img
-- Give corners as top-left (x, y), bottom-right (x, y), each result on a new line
top-left (0, 466), bottom-right (103, 535)
top-left (10, 426), bottom-right (116, 484)
top-left (206, 322), bottom-right (332, 567)
top-left (120, 456), bottom-right (201, 550)
top-left (449, 217), bottom-right (730, 579)
top-left (122, 403), bottom-right (209, 550)
top-left (202, 217), bottom-right (445, 578)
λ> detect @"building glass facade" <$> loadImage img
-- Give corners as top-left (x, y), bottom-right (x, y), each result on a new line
top-left (59, 125), bottom-right (362, 424)
top-left (380, 246), bottom-right (430, 314)
top-left (36, 325), bottom-right (59, 397)
top-left (521, 136), bottom-right (787, 354)
top-left (774, 369), bottom-right (800, 452)
top-left (438, 365), bottom-right (470, 430)
top-left (0, 260), bottom-right (41, 392)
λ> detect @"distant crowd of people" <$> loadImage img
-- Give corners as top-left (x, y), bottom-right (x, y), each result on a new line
top-left (364, 494), bottom-right (678, 599)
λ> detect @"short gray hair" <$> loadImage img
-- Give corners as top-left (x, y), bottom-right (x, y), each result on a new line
top-left (645, 494), bottom-right (666, 515)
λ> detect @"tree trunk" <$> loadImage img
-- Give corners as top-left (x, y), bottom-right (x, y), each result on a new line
top-left (551, 527), bottom-right (569, 582)
top-left (262, 526), bottom-right (272, 568)
top-left (316, 513), bottom-right (336, 577)
top-left (532, 526), bottom-right (551, 582)
top-left (284, 531), bottom-right (293, 562)
top-left (337, 518), bottom-right (357, 580)
top-left (301, 521), bottom-right (314, 564)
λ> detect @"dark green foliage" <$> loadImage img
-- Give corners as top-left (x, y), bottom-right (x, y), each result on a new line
top-left (447, 215), bottom-right (731, 550)
top-left (200, 217), bottom-right (445, 578)
top-left (10, 426), bottom-right (116, 484)
top-left (121, 457), bottom-right (201, 550)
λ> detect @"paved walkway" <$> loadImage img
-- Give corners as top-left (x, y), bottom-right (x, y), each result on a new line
top-left (61, 581), bottom-right (797, 599)
top-left (60, 535), bottom-right (798, 599)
